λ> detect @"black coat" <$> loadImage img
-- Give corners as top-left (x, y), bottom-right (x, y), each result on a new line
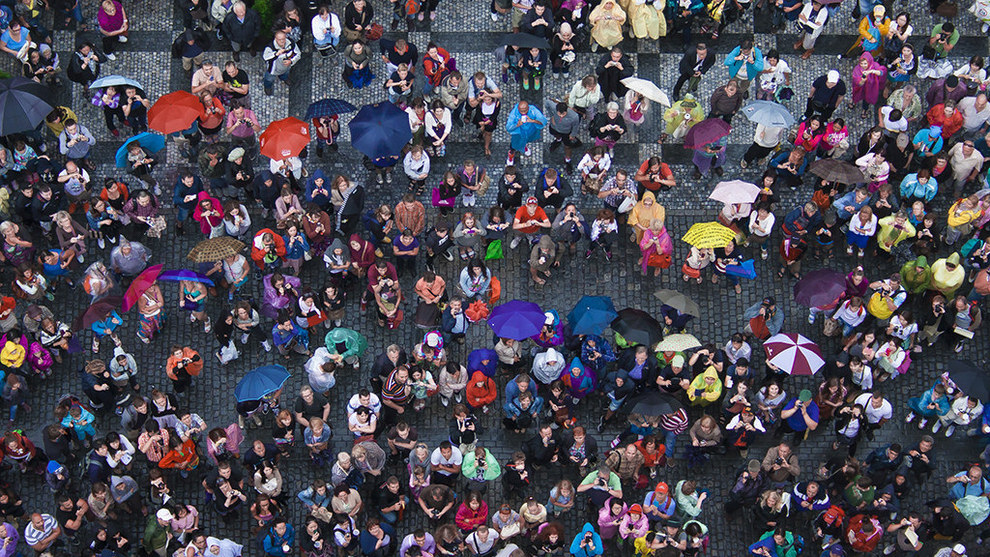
top-left (678, 49), bottom-right (716, 77)
top-left (222, 8), bottom-right (261, 46)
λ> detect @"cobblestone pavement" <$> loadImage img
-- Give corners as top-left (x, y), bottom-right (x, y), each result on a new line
top-left (1, 0), bottom-right (990, 555)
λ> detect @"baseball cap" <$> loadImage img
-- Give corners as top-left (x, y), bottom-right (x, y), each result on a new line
top-left (826, 70), bottom-right (840, 83)
top-left (654, 482), bottom-right (669, 494)
top-left (156, 508), bottom-right (174, 521)
top-left (47, 461), bottom-right (65, 475)
top-left (952, 544), bottom-right (966, 555)
top-left (671, 354), bottom-right (685, 367)
top-left (872, 4), bottom-right (885, 16)
top-left (762, 296), bottom-right (775, 306)
top-left (544, 312), bottom-right (555, 325)
top-left (525, 196), bottom-right (538, 205)
top-left (798, 389), bottom-right (813, 402)
top-left (629, 504), bottom-right (643, 514)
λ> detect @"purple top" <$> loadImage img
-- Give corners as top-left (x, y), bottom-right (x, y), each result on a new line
top-left (98, 2), bottom-right (125, 32)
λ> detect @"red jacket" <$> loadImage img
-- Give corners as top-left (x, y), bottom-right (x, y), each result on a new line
top-left (423, 48), bottom-right (453, 87)
top-left (845, 514), bottom-right (882, 552)
top-left (251, 228), bottom-right (287, 268)
top-left (465, 370), bottom-right (497, 408)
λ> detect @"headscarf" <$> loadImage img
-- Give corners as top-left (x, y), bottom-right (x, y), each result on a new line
top-left (931, 252), bottom-right (965, 293)
top-left (348, 234), bottom-right (374, 269)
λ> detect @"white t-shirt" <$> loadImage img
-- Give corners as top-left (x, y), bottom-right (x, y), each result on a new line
top-left (879, 106), bottom-right (909, 134)
top-left (957, 96), bottom-right (990, 131)
top-left (854, 393), bottom-right (892, 424)
top-left (430, 447), bottom-right (463, 476)
top-left (759, 60), bottom-right (791, 92)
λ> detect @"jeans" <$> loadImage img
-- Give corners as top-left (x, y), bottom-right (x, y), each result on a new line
top-left (662, 429), bottom-right (678, 459)
top-left (314, 34), bottom-right (339, 50)
top-left (264, 72), bottom-right (290, 89)
top-left (176, 205), bottom-right (191, 223)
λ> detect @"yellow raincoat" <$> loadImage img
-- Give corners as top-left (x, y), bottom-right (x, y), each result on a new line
top-left (876, 216), bottom-right (916, 252)
top-left (627, 191), bottom-right (666, 243)
top-left (931, 252), bottom-right (966, 297)
top-left (589, 1), bottom-right (627, 49)
top-left (626, 0), bottom-right (666, 39)
top-left (663, 95), bottom-right (706, 139)
top-left (687, 366), bottom-right (722, 406)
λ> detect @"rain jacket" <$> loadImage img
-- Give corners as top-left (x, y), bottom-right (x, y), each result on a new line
top-left (191, 190), bottom-right (224, 235)
top-left (461, 448), bottom-right (502, 482)
top-left (876, 216), bottom-right (916, 252)
top-left (304, 170), bottom-right (332, 208)
top-left (687, 366), bottom-right (723, 404)
top-left (900, 256), bottom-right (932, 294)
top-left (931, 253), bottom-right (965, 296)
top-left (323, 327), bottom-right (367, 360)
top-left (569, 522), bottom-right (604, 556)
top-left (465, 370), bottom-right (497, 408)
top-left (561, 358), bottom-right (595, 399)
top-left (899, 172), bottom-right (938, 202)
top-left (723, 45), bottom-right (765, 80)
top-left (532, 348), bottom-right (565, 384)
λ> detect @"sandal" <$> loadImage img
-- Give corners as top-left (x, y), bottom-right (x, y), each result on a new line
top-left (696, 277), bottom-right (703, 284)
top-left (776, 268), bottom-right (785, 279)
top-left (734, 284), bottom-right (742, 294)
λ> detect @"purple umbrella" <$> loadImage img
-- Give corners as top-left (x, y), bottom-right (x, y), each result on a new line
top-left (488, 300), bottom-right (545, 340)
top-left (158, 269), bottom-right (215, 286)
top-left (793, 269), bottom-right (846, 307)
top-left (683, 118), bottom-right (732, 149)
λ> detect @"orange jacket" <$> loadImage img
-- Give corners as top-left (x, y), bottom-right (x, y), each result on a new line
top-left (166, 347), bottom-right (202, 379)
top-left (250, 228), bottom-right (286, 268)
top-left (464, 370), bottom-right (497, 408)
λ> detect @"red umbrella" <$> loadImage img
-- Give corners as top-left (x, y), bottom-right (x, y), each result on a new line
top-left (683, 118), bottom-right (732, 149)
top-left (123, 264), bottom-right (163, 312)
top-left (148, 91), bottom-right (205, 134)
top-left (764, 333), bottom-right (825, 376)
top-left (260, 117), bottom-right (310, 160)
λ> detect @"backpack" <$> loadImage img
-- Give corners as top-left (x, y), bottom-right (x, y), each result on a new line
top-left (403, 0), bottom-right (421, 16)
top-left (821, 504), bottom-right (845, 527)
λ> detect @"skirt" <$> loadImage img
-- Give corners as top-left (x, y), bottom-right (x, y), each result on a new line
top-left (138, 311), bottom-right (164, 340)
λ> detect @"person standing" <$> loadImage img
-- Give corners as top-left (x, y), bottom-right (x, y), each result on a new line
top-left (673, 43), bottom-right (715, 99)
top-left (262, 31), bottom-right (300, 96)
top-left (595, 46), bottom-right (634, 102)
top-left (804, 70), bottom-right (846, 121)
top-left (723, 39), bottom-right (763, 98)
top-left (221, 2), bottom-right (261, 62)
top-left (543, 101), bottom-right (581, 173)
top-left (505, 101), bottom-right (547, 166)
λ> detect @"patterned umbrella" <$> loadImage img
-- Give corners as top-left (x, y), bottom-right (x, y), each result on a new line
top-left (260, 117), bottom-right (310, 160)
top-left (122, 264), bottom-right (163, 312)
top-left (306, 98), bottom-right (358, 119)
top-left (680, 222), bottom-right (736, 248)
top-left (656, 333), bottom-right (702, 352)
top-left (187, 237), bottom-right (246, 263)
top-left (764, 333), bottom-right (825, 376)
top-left (683, 118), bottom-right (731, 149)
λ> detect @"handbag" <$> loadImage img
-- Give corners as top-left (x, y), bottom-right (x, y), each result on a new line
top-left (823, 317), bottom-right (842, 337)
top-left (488, 276), bottom-right (501, 305)
top-left (218, 340), bottom-right (239, 364)
top-left (617, 196), bottom-right (637, 214)
top-left (364, 23), bottom-right (384, 41)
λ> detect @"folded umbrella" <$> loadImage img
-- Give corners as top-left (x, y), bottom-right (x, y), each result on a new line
top-left (652, 289), bottom-right (701, 317)
top-left (620, 77), bottom-right (671, 107)
top-left (741, 100), bottom-right (795, 128)
top-left (71, 296), bottom-right (123, 332)
top-left (90, 75), bottom-right (145, 91)
top-left (187, 237), bottom-right (246, 263)
top-left (499, 33), bottom-right (551, 50)
top-left (306, 98), bottom-right (358, 119)
top-left (809, 159), bottom-right (866, 185)
top-left (122, 264), bottom-right (163, 312)
top-left (488, 300), bottom-right (545, 340)
top-left (683, 118), bottom-right (731, 149)
top-left (235, 365), bottom-right (291, 402)
top-left (148, 90), bottom-right (204, 134)
top-left (656, 333), bottom-right (702, 352)
top-left (0, 77), bottom-right (55, 136)
top-left (947, 360), bottom-right (989, 401)
top-left (348, 102), bottom-right (413, 160)
top-left (764, 333), bottom-right (825, 376)
top-left (260, 117), bottom-right (310, 161)
top-left (709, 180), bottom-right (761, 205)
top-left (793, 269), bottom-right (846, 307)
top-left (158, 269), bottom-right (215, 286)
top-left (681, 221), bottom-right (736, 249)
top-left (567, 295), bottom-right (618, 336)
top-left (611, 308), bottom-right (663, 348)
top-left (115, 132), bottom-right (166, 168)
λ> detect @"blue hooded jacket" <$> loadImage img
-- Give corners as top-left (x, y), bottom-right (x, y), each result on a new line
top-left (569, 523), bottom-right (603, 557)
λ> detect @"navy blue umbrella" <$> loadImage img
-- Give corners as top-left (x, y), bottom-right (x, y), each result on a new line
top-left (306, 98), bottom-right (358, 119)
top-left (0, 77), bottom-right (55, 136)
top-left (567, 295), bottom-right (617, 336)
top-left (234, 365), bottom-right (291, 402)
top-left (348, 102), bottom-right (413, 160)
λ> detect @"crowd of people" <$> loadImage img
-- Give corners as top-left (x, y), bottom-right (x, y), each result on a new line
top-left (0, 0), bottom-right (989, 555)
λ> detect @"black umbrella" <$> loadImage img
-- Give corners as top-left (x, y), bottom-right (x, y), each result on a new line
top-left (71, 296), bottom-right (123, 332)
top-left (947, 360), bottom-right (989, 401)
top-left (808, 159), bottom-right (866, 185)
top-left (500, 33), bottom-right (551, 50)
top-left (628, 391), bottom-right (685, 418)
top-left (611, 308), bottom-right (663, 348)
top-left (0, 77), bottom-right (55, 136)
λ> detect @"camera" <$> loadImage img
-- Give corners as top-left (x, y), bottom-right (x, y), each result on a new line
top-left (775, 457), bottom-right (784, 465)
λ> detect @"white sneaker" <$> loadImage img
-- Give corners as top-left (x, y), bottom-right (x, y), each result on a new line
top-left (945, 425), bottom-right (956, 437)
top-left (118, 36), bottom-right (127, 43)
top-left (883, 545), bottom-right (896, 555)
top-left (106, 52), bottom-right (116, 61)
top-left (808, 313), bottom-right (816, 324)
top-left (510, 237), bottom-right (521, 249)
top-left (77, 254), bottom-right (84, 263)
top-left (761, 249), bottom-right (768, 260)
top-left (97, 237), bottom-right (105, 249)
top-left (262, 340), bottom-right (272, 352)
top-left (857, 249), bottom-right (865, 258)
top-left (904, 411), bottom-right (915, 423)
top-left (524, 146), bottom-right (531, 157)
top-left (918, 418), bottom-right (928, 429)
top-left (932, 421), bottom-right (942, 433)
top-left (846, 245), bottom-right (854, 255)
top-left (490, 12), bottom-right (498, 21)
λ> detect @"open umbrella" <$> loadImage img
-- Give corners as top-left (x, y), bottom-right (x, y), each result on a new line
top-left (567, 295), bottom-right (618, 336)
top-left (652, 289), bottom-right (701, 317)
top-left (90, 75), bottom-right (144, 90)
top-left (947, 360), bottom-right (989, 401)
top-left (71, 296), bottom-right (123, 332)
top-left (764, 333), bottom-right (825, 376)
top-left (158, 269), bottom-right (215, 286)
top-left (305, 98), bottom-right (358, 119)
top-left (122, 264), bottom-right (163, 312)
top-left (656, 333), bottom-right (702, 352)
top-left (148, 91), bottom-right (204, 134)
top-left (627, 391), bottom-right (685, 417)
top-left (683, 118), bottom-right (731, 149)
top-left (488, 300), bottom-right (545, 340)
top-left (809, 159), bottom-right (866, 185)
top-left (620, 77), bottom-right (671, 107)
top-left (741, 100), bottom-right (795, 128)
top-left (0, 77), bottom-right (55, 136)
top-left (235, 365), bottom-right (291, 402)
top-left (260, 117), bottom-right (309, 161)
top-left (709, 180), bottom-right (761, 205)
top-left (793, 269), bottom-right (846, 307)
top-left (348, 102), bottom-right (413, 160)
top-left (187, 237), bottom-right (246, 263)
top-left (114, 132), bottom-right (166, 168)
top-left (611, 308), bottom-right (663, 348)
top-left (499, 33), bottom-right (551, 50)
top-left (681, 222), bottom-right (736, 248)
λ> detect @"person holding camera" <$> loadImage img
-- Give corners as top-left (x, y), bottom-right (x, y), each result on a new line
top-left (774, 389), bottom-right (819, 447)
top-left (569, 522), bottom-right (603, 557)
top-left (760, 442), bottom-right (801, 487)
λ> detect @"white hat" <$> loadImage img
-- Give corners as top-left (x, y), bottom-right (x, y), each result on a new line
top-left (426, 332), bottom-right (441, 348)
top-left (544, 312), bottom-right (554, 325)
top-left (952, 544), bottom-right (967, 555)
top-left (156, 508), bottom-right (174, 521)
top-left (826, 70), bottom-right (840, 83)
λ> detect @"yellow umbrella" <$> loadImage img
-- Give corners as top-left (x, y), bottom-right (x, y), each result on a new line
top-left (681, 222), bottom-right (736, 248)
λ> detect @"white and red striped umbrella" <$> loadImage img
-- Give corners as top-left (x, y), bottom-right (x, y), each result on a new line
top-left (764, 333), bottom-right (825, 376)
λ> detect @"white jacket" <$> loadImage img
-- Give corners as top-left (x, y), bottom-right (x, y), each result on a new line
top-left (311, 12), bottom-right (340, 42)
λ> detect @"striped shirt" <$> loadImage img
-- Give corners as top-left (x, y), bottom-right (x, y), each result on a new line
top-left (660, 409), bottom-right (689, 435)
top-left (23, 514), bottom-right (57, 547)
top-left (382, 371), bottom-right (411, 405)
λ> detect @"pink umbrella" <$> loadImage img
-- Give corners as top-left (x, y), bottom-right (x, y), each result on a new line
top-left (122, 264), bottom-right (163, 312)
top-left (764, 333), bottom-right (825, 376)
